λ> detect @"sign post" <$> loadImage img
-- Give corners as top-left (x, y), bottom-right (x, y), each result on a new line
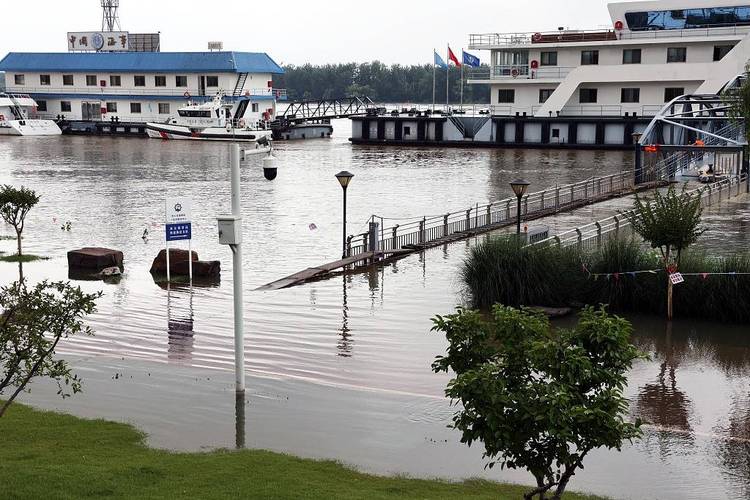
top-left (165, 197), bottom-right (193, 283)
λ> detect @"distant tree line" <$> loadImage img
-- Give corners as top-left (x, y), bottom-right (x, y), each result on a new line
top-left (275, 62), bottom-right (490, 104)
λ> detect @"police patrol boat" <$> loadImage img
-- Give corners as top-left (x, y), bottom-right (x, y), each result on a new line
top-left (0, 93), bottom-right (62, 136)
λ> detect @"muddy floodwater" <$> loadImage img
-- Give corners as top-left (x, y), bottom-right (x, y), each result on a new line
top-left (1, 122), bottom-right (749, 500)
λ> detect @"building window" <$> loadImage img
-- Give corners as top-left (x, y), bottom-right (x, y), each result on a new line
top-left (206, 76), bottom-right (219, 87)
top-left (155, 76), bottom-right (167, 87)
top-left (110, 75), bottom-right (122, 87)
top-left (130, 103), bottom-right (142, 114)
top-left (622, 49), bottom-right (641, 64)
top-left (86, 75), bottom-right (97, 86)
top-left (539, 89), bottom-right (554, 103)
top-left (60, 101), bottom-right (72, 113)
top-left (581, 50), bottom-right (599, 65)
top-left (714, 45), bottom-right (735, 61)
top-left (39, 75), bottom-right (51, 86)
top-left (134, 75), bottom-right (146, 87)
top-left (579, 88), bottom-right (598, 103)
top-left (14, 74), bottom-right (24, 85)
top-left (175, 75), bottom-right (188, 87)
top-left (106, 102), bottom-right (118, 113)
top-left (540, 51), bottom-right (557, 66)
top-left (251, 103), bottom-right (259, 112)
top-left (667, 47), bottom-right (687, 63)
top-left (497, 89), bottom-right (515, 103)
top-left (63, 74), bottom-right (74, 86)
top-left (36, 100), bottom-right (47, 112)
top-left (158, 103), bottom-right (170, 114)
top-left (621, 88), bottom-right (640, 103)
top-left (664, 87), bottom-right (685, 102)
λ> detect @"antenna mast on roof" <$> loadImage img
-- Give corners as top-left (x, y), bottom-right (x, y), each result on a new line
top-left (101, 0), bottom-right (121, 32)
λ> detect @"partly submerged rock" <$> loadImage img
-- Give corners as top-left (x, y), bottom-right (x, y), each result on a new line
top-left (150, 249), bottom-right (220, 278)
top-left (67, 247), bottom-right (124, 270)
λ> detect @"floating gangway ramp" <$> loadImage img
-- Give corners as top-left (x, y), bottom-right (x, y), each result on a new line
top-left (274, 96), bottom-right (375, 125)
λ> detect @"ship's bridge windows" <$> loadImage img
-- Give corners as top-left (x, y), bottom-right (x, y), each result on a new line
top-left (63, 75), bottom-right (74, 86)
top-left (667, 47), bottom-right (687, 63)
top-left (14, 74), bottom-right (24, 85)
top-left (60, 101), bottom-right (71, 113)
top-left (581, 50), bottom-right (599, 65)
top-left (39, 75), bottom-right (51, 86)
top-left (130, 103), bottom-right (142, 114)
top-left (540, 51), bottom-right (557, 66)
top-left (539, 89), bottom-right (554, 103)
top-left (86, 75), bottom-right (97, 86)
top-left (622, 49), bottom-right (641, 64)
top-left (36, 100), bottom-right (47, 112)
top-left (495, 51), bottom-right (529, 66)
top-left (621, 88), bottom-right (640, 103)
top-left (155, 76), bottom-right (167, 87)
top-left (206, 76), bottom-right (220, 87)
top-left (158, 103), bottom-right (171, 114)
top-left (175, 76), bottom-right (188, 87)
top-left (177, 110), bottom-right (212, 118)
top-left (110, 75), bottom-right (122, 87)
top-left (134, 75), bottom-right (146, 87)
top-left (579, 88), bottom-right (598, 103)
top-left (626, 6), bottom-right (750, 31)
top-left (664, 88), bottom-right (685, 102)
top-left (713, 44), bottom-right (736, 61)
top-left (497, 89), bottom-right (515, 103)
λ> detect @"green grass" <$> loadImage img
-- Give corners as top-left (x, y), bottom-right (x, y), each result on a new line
top-left (0, 254), bottom-right (49, 263)
top-left (0, 403), bottom-right (603, 500)
top-left (0, 235), bottom-right (15, 241)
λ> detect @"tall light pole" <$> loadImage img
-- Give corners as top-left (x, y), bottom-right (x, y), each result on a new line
top-left (335, 171), bottom-right (354, 259)
top-left (510, 179), bottom-right (530, 236)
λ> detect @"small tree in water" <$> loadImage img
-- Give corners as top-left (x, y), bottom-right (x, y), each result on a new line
top-left (0, 281), bottom-right (100, 417)
top-left (431, 306), bottom-right (643, 500)
top-left (0, 185), bottom-right (40, 257)
top-left (624, 185), bottom-right (704, 319)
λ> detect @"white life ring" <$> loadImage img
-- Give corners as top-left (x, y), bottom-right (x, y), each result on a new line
top-left (511, 68), bottom-right (520, 78)
top-left (238, 119), bottom-right (246, 128)
top-left (183, 91), bottom-right (191, 100)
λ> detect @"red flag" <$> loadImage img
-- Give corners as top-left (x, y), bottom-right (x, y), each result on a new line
top-left (448, 47), bottom-right (461, 67)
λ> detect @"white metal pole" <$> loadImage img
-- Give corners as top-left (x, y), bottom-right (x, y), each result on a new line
top-left (432, 50), bottom-right (436, 113)
top-left (188, 237), bottom-right (193, 283)
top-left (446, 46), bottom-right (450, 111)
top-left (460, 49), bottom-right (464, 111)
top-left (166, 239), bottom-right (171, 282)
top-left (230, 144), bottom-right (245, 394)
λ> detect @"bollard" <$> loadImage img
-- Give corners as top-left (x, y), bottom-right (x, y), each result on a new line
top-left (419, 218), bottom-right (426, 244)
top-left (486, 204), bottom-right (492, 226)
top-left (443, 215), bottom-right (449, 237)
top-left (346, 236), bottom-right (353, 257)
top-left (392, 225), bottom-right (399, 250)
top-left (466, 209), bottom-right (472, 231)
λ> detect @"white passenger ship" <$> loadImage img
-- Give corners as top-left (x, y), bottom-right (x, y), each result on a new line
top-left (0, 93), bottom-right (62, 136)
top-left (145, 91), bottom-right (273, 142)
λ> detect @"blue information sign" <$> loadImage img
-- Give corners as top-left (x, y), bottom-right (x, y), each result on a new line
top-left (166, 223), bottom-right (192, 242)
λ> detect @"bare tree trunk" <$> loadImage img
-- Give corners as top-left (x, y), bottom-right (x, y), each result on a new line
top-left (667, 278), bottom-right (674, 321)
top-left (15, 228), bottom-right (22, 257)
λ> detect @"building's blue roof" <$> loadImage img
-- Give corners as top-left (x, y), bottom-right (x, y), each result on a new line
top-left (0, 52), bottom-right (284, 74)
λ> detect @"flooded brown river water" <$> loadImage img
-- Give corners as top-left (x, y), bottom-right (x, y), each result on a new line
top-left (1, 122), bottom-right (749, 499)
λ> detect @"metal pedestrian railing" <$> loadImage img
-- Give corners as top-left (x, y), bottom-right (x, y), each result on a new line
top-left (347, 171), bottom-right (636, 256)
top-left (533, 174), bottom-right (749, 252)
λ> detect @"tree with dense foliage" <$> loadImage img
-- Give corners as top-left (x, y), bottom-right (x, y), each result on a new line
top-left (431, 305), bottom-right (643, 500)
top-left (624, 185), bottom-right (704, 319)
top-left (0, 280), bottom-right (100, 417)
top-left (0, 185), bottom-right (40, 257)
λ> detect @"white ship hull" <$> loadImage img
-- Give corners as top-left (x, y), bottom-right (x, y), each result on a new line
top-left (0, 119), bottom-right (62, 136)
top-left (145, 123), bottom-right (272, 142)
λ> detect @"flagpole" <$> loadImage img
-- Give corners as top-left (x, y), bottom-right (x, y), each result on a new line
top-left (446, 46), bottom-right (450, 112)
top-left (432, 50), bottom-right (436, 112)
top-left (460, 48), bottom-right (464, 111)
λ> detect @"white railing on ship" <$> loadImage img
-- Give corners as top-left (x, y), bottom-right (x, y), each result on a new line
top-left (2, 87), bottom-right (287, 99)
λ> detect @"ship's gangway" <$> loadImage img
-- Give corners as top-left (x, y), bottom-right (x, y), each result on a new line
top-left (274, 96), bottom-right (376, 126)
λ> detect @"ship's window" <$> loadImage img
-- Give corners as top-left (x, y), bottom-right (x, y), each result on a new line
top-left (206, 76), bottom-right (220, 87)
top-left (177, 110), bottom-right (212, 118)
top-left (175, 76), bottom-right (188, 87)
top-left (110, 75), bottom-right (122, 87)
top-left (155, 76), bottom-right (167, 87)
top-left (60, 101), bottom-right (71, 112)
top-left (667, 47), bottom-right (687, 63)
top-left (130, 103), bottom-right (142, 114)
top-left (581, 50), bottom-right (599, 65)
top-left (39, 75), bottom-right (51, 86)
top-left (626, 6), bottom-right (750, 31)
top-left (539, 89), bottom-right (554, 103)
top-left (579, 88), bottom-right (598, 103)
top-left (63, 74), bottom-right (74, 86)
top-left (14, 74), bottom-right (24, 85)
top-left (404, 126), bottom-right (412, 136)
top-left (664, 88), bottom-right (685, 102)
top-left (106, 102), bottom-right (118, 113)
top-left (86, 75), bottom-right (97, 86)
top-left (134, 75), bottom-right (146, 87)
top-left (251, 103), bottom-right (259, 112)
top-left (540, 51), bottom-right (557, 66)
top-left (621, 88), bottom-right (640, 103)
top-left (622, 49), bottom-right (641, 64)
top-left (552, 128), bottom-right (560, 138)
top-left (36, 100), bottom-right (47, 112)
top-left (497, 89), bottom-right (515, 103)
top-left (158, 103), bottom-right (170, 114)
top-left (714, 45), bottom-right (735, 61)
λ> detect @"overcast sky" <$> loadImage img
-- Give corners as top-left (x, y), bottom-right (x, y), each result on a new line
top-left (1, 0), bottom-right (634, 65)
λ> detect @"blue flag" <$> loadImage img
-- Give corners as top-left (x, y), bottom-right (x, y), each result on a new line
top-left (462, 50), bottom-right (481, 67)
top-left (434, 51), bottom-right (448, 69)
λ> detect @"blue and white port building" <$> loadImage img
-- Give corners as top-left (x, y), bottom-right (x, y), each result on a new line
top-left (0, 51), bottom-right (285, 133)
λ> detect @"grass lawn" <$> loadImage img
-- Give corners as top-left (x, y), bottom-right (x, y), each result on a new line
top-left (0, 254), bottom-right (49, 263)
top-left (0, 403), bottom-right (603, 500)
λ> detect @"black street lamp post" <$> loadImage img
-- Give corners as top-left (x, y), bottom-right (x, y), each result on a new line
top-left (335, 171), bottom-right (354, 259)
top-left (510, 179), bottom-right (530, 236)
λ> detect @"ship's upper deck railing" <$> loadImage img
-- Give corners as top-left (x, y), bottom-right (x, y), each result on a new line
top-left (469, 25), bottom-right (750, 49)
